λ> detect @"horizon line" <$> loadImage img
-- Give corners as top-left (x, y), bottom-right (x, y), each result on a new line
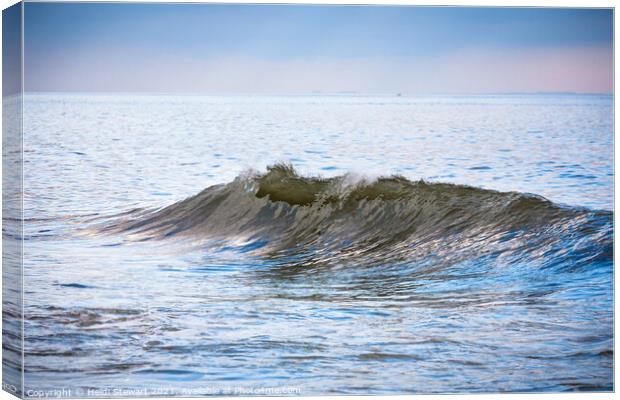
top-left (16, 90), bottom-right (615, 96)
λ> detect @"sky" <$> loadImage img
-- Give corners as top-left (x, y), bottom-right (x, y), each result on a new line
top-left (21, 3), bottom-right (614, 94)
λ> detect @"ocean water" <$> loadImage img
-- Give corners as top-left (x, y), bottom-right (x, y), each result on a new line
top-left (7, 93), bottom-right (614, 395)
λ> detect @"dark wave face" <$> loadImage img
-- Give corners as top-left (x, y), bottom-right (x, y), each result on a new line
top-left (105, 163), bottom-right (613, 274)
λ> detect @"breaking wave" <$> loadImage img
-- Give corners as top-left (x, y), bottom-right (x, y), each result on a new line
top-left (102, 164), bottom-right (613, 271)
